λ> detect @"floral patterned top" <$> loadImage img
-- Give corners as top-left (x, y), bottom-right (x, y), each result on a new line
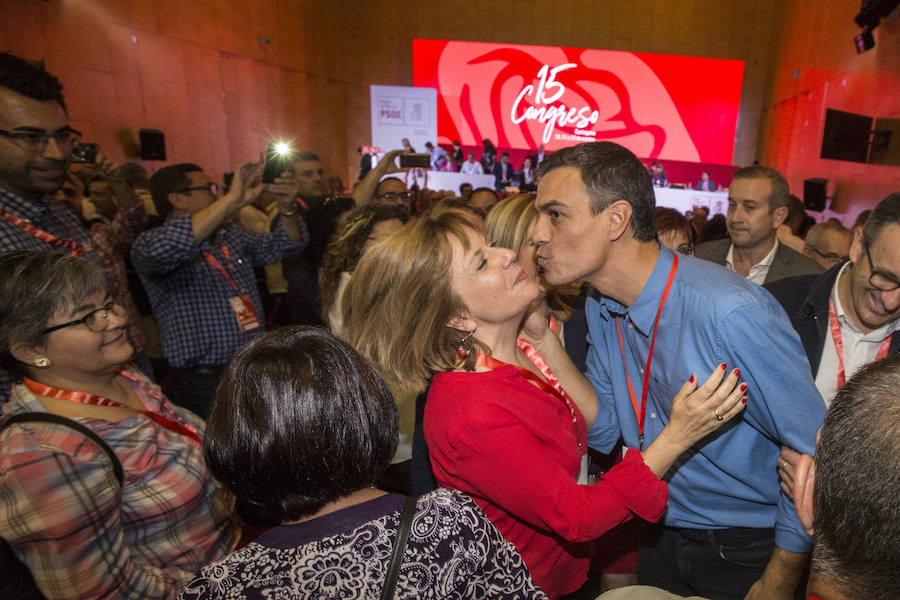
top-left (179, 488), bottom-right (548, 599)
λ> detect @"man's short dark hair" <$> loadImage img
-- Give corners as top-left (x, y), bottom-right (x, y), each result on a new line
top-left (459, 182), bottom-right (473, 194)
top-left (538, 142), bottom-right (657, 241)
top-left (812, 354), bottom-right (900, 599)
top-left (731, 165), bottom-right (789, 211)
top-left (425, 142), bottom-right (434, 149)
top-left (470, 187), bottom-right (499, 201)
top-left (0, 53), bottom-right (66, 111)
top-left (204, 327), bottom-right (398, 522)
top-left (293, 150), bottom-right (320, 163)
top-left (862, 192), bottom-right (900, 246)
top-left (374, 176), bottom-right (405, 196)
top-left (149, 163), bottom-right (203, 219)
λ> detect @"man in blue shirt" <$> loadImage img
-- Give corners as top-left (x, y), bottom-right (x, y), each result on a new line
top-left (532, 142), bottom-right (825, 600)
top-left (131, 161), bottom-right (306, 417)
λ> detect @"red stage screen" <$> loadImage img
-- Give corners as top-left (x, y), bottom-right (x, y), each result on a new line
top-left (413, 39), bottom-right (744, 165)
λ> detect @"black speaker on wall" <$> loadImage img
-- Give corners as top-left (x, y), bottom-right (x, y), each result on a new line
top-left (803, 178), bottom-right (828, 212)
top-left (139, 129), bottom-right (166, 160)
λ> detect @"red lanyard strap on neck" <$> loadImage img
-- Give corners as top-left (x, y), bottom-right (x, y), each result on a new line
top-left (828, 295), bottom-right (891, 391)
top-left (203, 242), bottom-right (239, 290)
top-left (23, 372), bottom-right (202, 446)
top-left (0, 206), bottom-right (88, 256)
top-left (616, 252), bottom-right (679, 449)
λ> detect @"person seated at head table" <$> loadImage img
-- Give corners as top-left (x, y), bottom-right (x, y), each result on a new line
top-left (340, 207), bottom-right (746, 599)
top-left (179, 326), bottom-right (547, 599)
top-left (0, 251), bottom-right (239, 599)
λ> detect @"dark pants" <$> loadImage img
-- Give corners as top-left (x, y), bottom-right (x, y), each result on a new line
top-left (637, 524), bottom-right (775, 600)
top-left (166, 365), bottom-right (224, 419)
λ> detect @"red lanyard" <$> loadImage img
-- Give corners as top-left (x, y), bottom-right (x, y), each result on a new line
top-left (828, 295), bottom-right (891, 390)
top-left (0, 206), bottom-right (89, 256)
top-left (23, 371), bottom-right (203, 446)
top-left (475, 351), bottom-right (585, 455)
top-left (616, 253), bottom-right (679, 449)
top-left (203, 242), bottom-right (240, 290)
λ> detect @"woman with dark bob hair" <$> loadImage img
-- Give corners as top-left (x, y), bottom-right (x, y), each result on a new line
top-left (0, 251), bottom-right (239, 599)
top-left (341, 208), bottom-right (745, 599)
top-left (180, 326), bottom-right (547, 599)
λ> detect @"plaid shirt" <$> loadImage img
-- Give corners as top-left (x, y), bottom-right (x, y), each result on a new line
top-left (131, 216), bottom-right (306, 368)
top-left (0, 188), bottom-right (101, 404)
top-left (87, 201), bottom-right (149, 353)
top-left (0, 188), bottom-right (100, 263)
top-left (0, 367), bottom-right (240, 600)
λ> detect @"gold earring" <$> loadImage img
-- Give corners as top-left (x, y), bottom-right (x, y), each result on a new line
top-left (35, 358), bottom-right (50, 368)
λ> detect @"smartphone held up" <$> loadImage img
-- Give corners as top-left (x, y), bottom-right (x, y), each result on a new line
top-left (263, 141), bottom-right (294, 183)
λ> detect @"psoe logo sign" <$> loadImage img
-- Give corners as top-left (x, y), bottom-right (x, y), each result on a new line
top-left (377, 97), bottom-right (404, 125)
top-left (510, 63), bottom-right (600, 144)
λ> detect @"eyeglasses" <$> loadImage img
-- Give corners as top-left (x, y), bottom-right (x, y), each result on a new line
top-left (174, 183), bottom-right (220, 196)
top-left (0, 127), bottom-right (82, 151)
top-left (59, 186), bottom-right (79, 199)
top-left (676, 244), bottom-right (695, 256)
top-left (863, 240), bottom-right (900, 291)
top-left (41, 300), bottom-right (126, 335)
top-left (377, 191), bottom-right (414, 201)
top-left (804, 245), bottom-right (847, 263)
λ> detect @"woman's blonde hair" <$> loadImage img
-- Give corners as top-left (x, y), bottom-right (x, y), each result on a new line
top-left (484, 193), bottom-right (575, 321)
top-left (341, 207), bottom-right (487, 394)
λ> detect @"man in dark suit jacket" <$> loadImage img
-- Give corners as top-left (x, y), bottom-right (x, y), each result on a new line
top-left (766, 193), bottom-right (900, 406)
top-left (695, 165), bottom-right (821, 285)
top-left (492, 152), bottom-right (514, 191)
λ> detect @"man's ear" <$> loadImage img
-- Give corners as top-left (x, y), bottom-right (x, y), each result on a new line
top-left (848, 227), bottom-right (865, 264)
top-left (168, 191), bottom-right (187, 210)
top-left (771, 205), bottom-right (789, 229)
top-left (606, 200), bottom-right (633, 242)
top-left (794, 453), bottom-right (816, 535)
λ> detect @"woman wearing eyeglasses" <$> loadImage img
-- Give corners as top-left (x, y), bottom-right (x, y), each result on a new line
top-left (0, 251), bottom-right (240, 600)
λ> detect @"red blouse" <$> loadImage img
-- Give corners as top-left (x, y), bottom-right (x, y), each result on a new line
top-left (426, 365), bottom-right (668, 599)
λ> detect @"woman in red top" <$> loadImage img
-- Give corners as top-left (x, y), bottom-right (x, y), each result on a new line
top-left (342, 208), bottom-right (745, 599)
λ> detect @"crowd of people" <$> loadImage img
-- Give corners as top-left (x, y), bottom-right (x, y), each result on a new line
top-left (1, 51), bottom-right (899, 600)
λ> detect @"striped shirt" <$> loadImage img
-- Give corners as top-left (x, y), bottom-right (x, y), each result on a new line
top-left (0, 367), bottom-right (240, 599)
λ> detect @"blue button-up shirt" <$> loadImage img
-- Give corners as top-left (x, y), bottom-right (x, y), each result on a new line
top-left (131, 215), bottom-right (306, 368)
top-left (585, 246), bottom-right (824, 553)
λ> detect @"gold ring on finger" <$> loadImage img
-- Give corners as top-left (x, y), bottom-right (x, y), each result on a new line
top-left (714, 408), bottom-right (724, 421)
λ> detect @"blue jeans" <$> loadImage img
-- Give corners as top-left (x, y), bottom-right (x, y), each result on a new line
top-left (637, 524), bottom-right (775, 600)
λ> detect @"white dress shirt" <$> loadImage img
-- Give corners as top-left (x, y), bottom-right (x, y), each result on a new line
top-left (814, 266), bottom-right (900, 406)
top-left (725, 238), bottom-right (779, 285)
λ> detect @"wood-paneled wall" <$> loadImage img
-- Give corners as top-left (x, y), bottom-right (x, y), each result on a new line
top-left (3, 0), bottom-right (818, 192)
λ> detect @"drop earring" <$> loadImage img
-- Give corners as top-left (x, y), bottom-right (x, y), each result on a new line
top-left (456, 329), bottom-right (475, 360)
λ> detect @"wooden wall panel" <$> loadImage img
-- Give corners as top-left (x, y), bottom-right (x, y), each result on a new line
top-left (4, 0), bottom-right (802, 186)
